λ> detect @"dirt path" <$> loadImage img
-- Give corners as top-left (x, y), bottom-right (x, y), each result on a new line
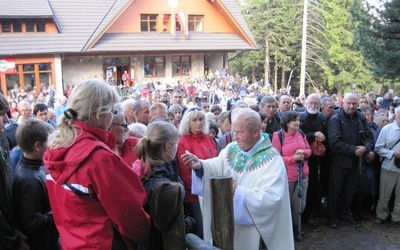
top-left (295, 216), bottom-right (400, 250)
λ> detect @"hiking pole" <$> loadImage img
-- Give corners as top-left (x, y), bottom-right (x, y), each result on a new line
top-left (297, 161), bottom-right (303, 241)
top-left (356, 155), bottom-right (363, 231)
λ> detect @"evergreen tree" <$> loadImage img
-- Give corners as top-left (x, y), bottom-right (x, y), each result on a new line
top-left (354, 0), bottom-right (400, 79)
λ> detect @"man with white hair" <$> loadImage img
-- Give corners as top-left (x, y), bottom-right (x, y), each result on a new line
top-left (374, 107), bottom-right (400, 225)
top-left (299, 93), bottom-right (328, 226)
top-left (17, 101), bottom-right (31, 124)
top-left (376, 97), bottom-right (384, 110)
top-left (182, 108), bottom-right (294, 250)
top-left (121, 99), bottom-right (136, 124)
top-left (128, 123), bottom-right (147, 138)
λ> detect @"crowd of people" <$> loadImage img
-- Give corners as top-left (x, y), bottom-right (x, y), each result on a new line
top-left (1, 74), bottom-right (400, 250)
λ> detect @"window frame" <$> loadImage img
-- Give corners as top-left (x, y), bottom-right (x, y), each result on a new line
top-left (5, 62), bottom-right (53, 93)
top-left (140, 14), bottom-right (158, 32)
top-left (0, 18), bottom-right (47, 34)
top-left (171, 55), bottom-right (191, 76)
top-left (144, 56), bottom-right (165, 77)
top-left (188, 15), bottom-right (204, 32)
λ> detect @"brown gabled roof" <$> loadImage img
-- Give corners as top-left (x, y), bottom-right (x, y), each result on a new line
top-left (0, 0), bottom-right (53, 17)
top-left (0, 0), bottom-right (257, 56)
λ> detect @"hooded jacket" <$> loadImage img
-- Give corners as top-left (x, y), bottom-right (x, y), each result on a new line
top-left (43, 121), bottom-right (150, 250)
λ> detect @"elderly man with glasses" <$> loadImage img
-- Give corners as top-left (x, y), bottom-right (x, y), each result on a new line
top-left (321, 96), bottom-right (336, 121)
top-left (299, 93), bottom-right (328, 226)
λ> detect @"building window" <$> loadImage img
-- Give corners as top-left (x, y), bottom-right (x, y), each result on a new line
top-left (0, 18), bottom-right (47, 33)
top-left (141, 14), bottom-right (158, 32)
top-left (163, 14), bottom-right (181, 32)
top-left (144, 56), bottom-right (165, 77)
top-left (5, 63), bottom-right (53, 95)
top-left (188, 15), bottom-right (203, 32)
top-left (172, 56), bottom-right (191, 76)
top-left (13, 20), bottom-right (22, 32)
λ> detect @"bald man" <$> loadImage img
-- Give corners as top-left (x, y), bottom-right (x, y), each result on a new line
top-left (326, 93), bottom-right (374, 228)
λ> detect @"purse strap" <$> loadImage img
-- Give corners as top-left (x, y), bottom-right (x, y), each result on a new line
top-left (380, 137), bottom-right (400, 164)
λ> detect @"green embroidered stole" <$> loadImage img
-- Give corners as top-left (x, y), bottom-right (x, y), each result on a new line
top-left (227, 134), bottom-right (277, 173)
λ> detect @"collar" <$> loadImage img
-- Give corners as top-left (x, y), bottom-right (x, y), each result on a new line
top-left (19, 156), bottom-right (43, 169)
top-left (72, 120), bottom-right (117, 149)
top-left (240, 136), bottom-right (264, 157)
top-left (227, 133), bottom-right (277, 173)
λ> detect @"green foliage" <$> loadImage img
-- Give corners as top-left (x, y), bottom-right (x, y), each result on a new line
top-left (354, 0), bottom-right (400, 84)
top-left (230, 0), bottom-right (377, 96)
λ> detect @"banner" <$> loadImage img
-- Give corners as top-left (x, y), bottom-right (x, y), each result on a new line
top-left (177, 11), bottom-right (188, 37)
top-left (0, 58), bottom-right (16, 73)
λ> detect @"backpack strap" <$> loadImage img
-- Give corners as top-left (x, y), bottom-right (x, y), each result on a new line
top-left (278, 129), bottom-right (284, 147)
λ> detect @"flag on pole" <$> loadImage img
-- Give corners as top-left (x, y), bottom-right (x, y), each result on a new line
top-left (177, 11), bottom-right (188, 37)
top-left (170, 11), bottom-right (176, 36)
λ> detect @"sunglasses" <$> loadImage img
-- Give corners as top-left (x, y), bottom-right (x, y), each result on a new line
top-left (112, 122), bottom-right (129, 129)
top-left (188, 107), bottom-right (202, 112)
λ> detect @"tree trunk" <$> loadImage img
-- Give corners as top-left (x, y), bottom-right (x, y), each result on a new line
top-left (252, 66), bottom-right (256, 82)
top-left (274, 60), bottom-right (278, 93)
top-left (281, 61), bottom-right (286, 90)
top-left (265, 38), bottom-right (271, 86)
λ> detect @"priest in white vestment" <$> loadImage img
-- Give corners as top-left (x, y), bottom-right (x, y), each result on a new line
top-left (182, 108), bottom-right (294, 250)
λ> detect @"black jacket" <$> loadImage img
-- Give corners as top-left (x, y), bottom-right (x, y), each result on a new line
top-left (299, 111), bottom-right (328, 145)
top-left (0, 133), bottom-right (21, 249)
top-left (12, 156), bottom-right (59, 250)
top-left (327, 108), bottom-right (374, 169)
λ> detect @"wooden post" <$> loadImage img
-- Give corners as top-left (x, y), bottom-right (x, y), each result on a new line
top-left (210, 177), bottom-right (234, 250)
top-left (162, 205), bottom-right (186, 250)
top-left (186, 233), bottom-right (221, 250)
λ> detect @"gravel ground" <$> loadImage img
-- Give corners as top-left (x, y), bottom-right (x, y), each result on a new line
top-left (295, 215), bottom-right (400, 250)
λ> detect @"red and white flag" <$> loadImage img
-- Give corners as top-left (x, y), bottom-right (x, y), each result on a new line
top-left (176, 11), bottom-right (188, 37)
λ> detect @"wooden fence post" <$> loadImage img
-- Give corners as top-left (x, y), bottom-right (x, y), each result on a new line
top-left (210, 176), bottom-right (234, 250)
top-left (162, 206), bottom-right (186, 250)
top-left (161, 205), bottom-right (186, 250)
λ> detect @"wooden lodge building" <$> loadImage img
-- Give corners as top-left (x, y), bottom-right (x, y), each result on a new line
top-left (0, 0), bottom-right (256, 96)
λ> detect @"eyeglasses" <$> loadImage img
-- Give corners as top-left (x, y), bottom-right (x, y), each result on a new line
top-left (327, 106), bottom-right (335, 109)
top-left (188, 107), bottom-right (202, 112)
top-left (111, 110), bottom-right (118, 115)
top-left (307, 102), bottom-right (320, 106)
top-left (112, 122), bottom-right (129, 129)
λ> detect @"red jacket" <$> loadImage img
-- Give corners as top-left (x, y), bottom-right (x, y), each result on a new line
top-left (177, 133), bottom-right (217, 203)
top-left (119, 136), bottom-right (140, 166)
top-left (43, 121), bottom-right (150, 250)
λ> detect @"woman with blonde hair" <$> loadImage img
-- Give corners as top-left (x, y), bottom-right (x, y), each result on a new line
top-left (43, 79), bottom-right (150, 250)
top-left (177, 107), bottom-right (217, 238)
top-left (135, 121), bottom-right (195, 249)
